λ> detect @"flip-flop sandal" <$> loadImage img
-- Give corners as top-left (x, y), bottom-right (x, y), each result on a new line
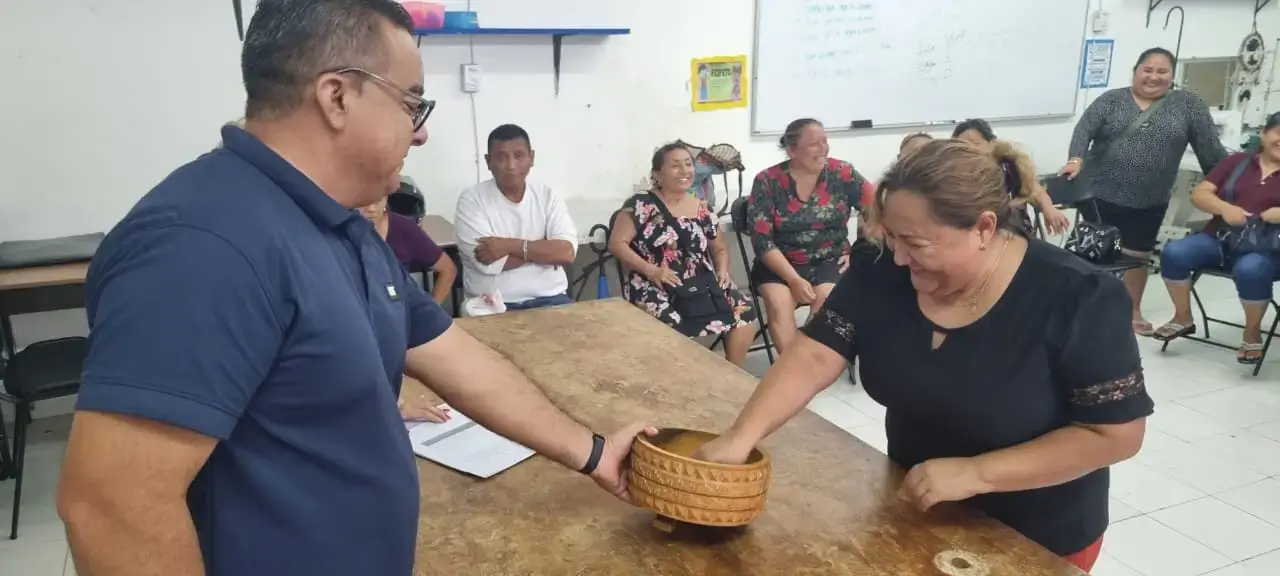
top-left (1152, 322), bottom-right (1196, 342)
top-left (1132, 320), bottom-right (1155, 337)
top-left (1238, 342), bottom-right (1265, 365)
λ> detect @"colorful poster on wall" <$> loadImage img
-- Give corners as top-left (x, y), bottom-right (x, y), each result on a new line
top-left (691, 55), bottom-right (748, 112)
top-left (1080, 38), bottom-right (1115, 89)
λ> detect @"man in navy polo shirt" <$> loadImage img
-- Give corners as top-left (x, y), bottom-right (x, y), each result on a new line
top-left (55, 2), bottom-right (651, 575)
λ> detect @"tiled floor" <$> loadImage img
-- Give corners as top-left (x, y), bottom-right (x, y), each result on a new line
top-left (3, 276), bottom-right (1280, 574)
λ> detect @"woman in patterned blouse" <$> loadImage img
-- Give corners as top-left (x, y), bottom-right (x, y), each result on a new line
top-left (609, 143), bottom-right (757, 366)
top-left (747, 118), bottom-right (871, 355)
top-left (694, 139), bottom-right (1151, 573)
top-left (1058, 47), bottom-right (1228, 336)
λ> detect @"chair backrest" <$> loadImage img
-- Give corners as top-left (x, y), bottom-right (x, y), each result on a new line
top-left (730, 197), bottom-right (750, 235)
top-left (604, 208), bottom-right (628, 283)
top-left (715, 168), bottom-right (744, 217)
top-left (728, 197), bottom-right (759, 270)
top-left (387, 180), bottom-right (426, 221)
top-left (1042, 174), bottom-right (1093, 208)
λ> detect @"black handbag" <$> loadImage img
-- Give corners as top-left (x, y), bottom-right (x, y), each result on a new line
top-left (668, 271), bottom-right (730, 320)
top-left (646, 193), bottom-right (730, 325)
top-left (1219, 216), bottom-right (1280, 254)
top-left (1064, 215), bottom-right (1123, 263)
top-left (1216, 153), bottom-right (1280, 254)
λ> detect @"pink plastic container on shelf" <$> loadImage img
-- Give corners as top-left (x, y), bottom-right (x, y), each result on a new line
top-left (400, 1), bottom-right (446, 29)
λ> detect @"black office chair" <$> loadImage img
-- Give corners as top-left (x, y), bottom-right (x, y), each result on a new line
top-left (729, 198), bottom-right (777, 363)
top-left (1, 335), bottom-right (86, 539)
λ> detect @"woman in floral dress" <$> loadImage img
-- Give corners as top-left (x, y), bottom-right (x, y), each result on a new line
top-left (609, 143), bottom-right (757, 367)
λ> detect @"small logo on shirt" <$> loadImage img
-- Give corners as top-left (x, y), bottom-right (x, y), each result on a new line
top-left (385, 283), bottom-right (400, 301)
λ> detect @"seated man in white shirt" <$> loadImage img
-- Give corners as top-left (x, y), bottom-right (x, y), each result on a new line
top-left (455, 124), bottom-right (578, 311)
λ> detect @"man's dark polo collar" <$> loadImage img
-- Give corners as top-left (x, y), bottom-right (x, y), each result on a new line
top-left (220, 125), bottom-right (357, 230)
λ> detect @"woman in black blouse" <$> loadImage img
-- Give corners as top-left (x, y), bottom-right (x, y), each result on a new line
top-left (694, 139), bottom-right (1152, 573)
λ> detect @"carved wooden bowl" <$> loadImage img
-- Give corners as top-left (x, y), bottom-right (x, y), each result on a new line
top-left (628, 428), bottom-right (771, 529)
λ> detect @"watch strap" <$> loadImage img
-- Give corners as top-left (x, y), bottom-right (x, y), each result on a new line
top-left (579, 433), bottom-right (606, 475)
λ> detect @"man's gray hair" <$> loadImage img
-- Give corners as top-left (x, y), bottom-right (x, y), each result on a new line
top-left (240, 0), bottom-right (414, 120)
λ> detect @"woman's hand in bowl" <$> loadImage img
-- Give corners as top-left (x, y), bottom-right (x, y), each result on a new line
top-left (691, 434), bottom-right (754, 465)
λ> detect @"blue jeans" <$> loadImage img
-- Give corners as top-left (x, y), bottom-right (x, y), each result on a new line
top-left (505, 292), bottom-right (574, 311)
top-left (1160, 232), bottom-right (1279, 302)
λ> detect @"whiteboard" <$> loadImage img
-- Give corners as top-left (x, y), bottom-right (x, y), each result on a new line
top-left (751, 0), bottom-right (1090, 134)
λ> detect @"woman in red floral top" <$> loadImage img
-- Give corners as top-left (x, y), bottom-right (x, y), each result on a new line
top-left (747, 118), bottom-right (872, 354)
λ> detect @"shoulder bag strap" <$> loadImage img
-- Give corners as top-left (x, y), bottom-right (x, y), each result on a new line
top-left (646, 192), bottom-right (695, 266)
top-left (1092, 94), bottom-right (1170, 162)
top-left (1221, 154), bottom-right (1255, 204)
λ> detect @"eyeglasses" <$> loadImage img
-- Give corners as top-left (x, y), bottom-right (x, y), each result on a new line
top-left (327, 67), bottom-right (435, 131)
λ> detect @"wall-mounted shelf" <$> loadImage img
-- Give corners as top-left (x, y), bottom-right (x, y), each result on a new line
top-left (414, 27), bottom-right (631, 95)
top-left (414, 27), bottom-right (630, 36)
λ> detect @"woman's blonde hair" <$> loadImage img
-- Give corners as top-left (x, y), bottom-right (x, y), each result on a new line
top-left (866, 138), bottom-right (1037, 236)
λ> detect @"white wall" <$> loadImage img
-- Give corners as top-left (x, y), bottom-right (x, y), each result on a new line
top-left (0, 0), bottom-right (1271, 240)
top-left (0, 0), bottom-right (1272, 364)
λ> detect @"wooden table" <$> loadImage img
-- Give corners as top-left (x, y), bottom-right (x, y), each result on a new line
top-left (0, 261), bottom-right (89, 357)
top-left (420, 215), bottom-right (456, 248)
top-left (410, 299), bottom-right (1083, 576)
top-left (0, 261), bottom-right (89, 292)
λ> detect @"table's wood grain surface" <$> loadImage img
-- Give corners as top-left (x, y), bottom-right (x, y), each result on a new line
top-left (409, 299), bottom-right (1083, 576)
top-left (420, 215), bottom-right (456, 248)
top-left (0, 262), bottom-right (89, 291)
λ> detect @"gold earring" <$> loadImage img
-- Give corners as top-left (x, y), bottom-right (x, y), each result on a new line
top-left (980, 243), bottom-right (987, 251)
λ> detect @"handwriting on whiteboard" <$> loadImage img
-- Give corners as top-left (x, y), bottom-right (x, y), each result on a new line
top-left (794, 1), bottom-right (1016, 82)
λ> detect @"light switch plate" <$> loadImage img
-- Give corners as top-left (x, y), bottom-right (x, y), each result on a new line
top-left (461, 64), bottom-right (481, 93)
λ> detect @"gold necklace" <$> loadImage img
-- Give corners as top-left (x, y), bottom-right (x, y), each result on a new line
top-left (966, 234), bottom-right (1011, 315)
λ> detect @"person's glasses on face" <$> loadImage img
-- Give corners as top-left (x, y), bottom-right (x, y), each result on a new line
top-left (327, 67), bottom-right (435, 131)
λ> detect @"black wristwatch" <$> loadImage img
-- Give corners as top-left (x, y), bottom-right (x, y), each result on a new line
top-left (579, 433), bottom-right (606, 475)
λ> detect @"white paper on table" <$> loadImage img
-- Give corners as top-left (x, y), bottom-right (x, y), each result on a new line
top-left (403, 404), bottom-right (535, 479)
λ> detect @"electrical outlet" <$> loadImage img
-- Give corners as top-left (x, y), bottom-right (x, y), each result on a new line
top-left (461, 64), bottom-right (481, 93)
top-left (1091, 10), bottom-right (1110, 35)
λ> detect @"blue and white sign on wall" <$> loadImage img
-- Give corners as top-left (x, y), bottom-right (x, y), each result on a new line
top-left (1080, 38), bottom-right (1115, 89)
